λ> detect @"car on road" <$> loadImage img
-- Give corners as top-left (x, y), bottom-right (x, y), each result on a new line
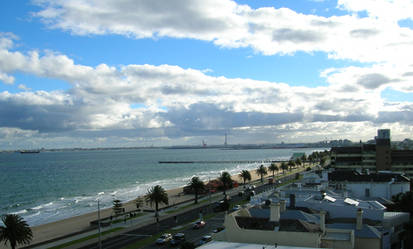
top-left (247, 185), bottom-right (256, 191)
top-left (213, 200), bottom-right (229, 212)
top-left (193, 220), bottom-right (206, 229)
top-left (156, 233), bottom-right (172, 245)
top-left (170, 233), bottom-right (185, 246)
top-left (198, 235), bottom-right (212, 246)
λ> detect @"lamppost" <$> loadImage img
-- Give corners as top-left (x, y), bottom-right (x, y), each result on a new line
top-left (96, 193), bottom-right (104, 249)
top-left (98, 199), bottom-right (102, 249)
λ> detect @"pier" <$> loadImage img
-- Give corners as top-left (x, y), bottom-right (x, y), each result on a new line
top-left (158, 160), bottom-right (285, 164)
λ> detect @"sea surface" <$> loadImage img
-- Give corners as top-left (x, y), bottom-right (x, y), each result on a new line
top-left (0, 147), bottom-right (323, 226)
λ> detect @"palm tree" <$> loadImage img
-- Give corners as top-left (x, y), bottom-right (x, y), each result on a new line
top-left (239, 170), bottom-right (251, 187)
top-left (0, 214), bottom-right (33, 249)
top-left (219, 171), bottom-right (232, 195)
top-left (188, 177), bottom-right (205, 204)
top-left (268, 163), bottom-right (278, 178)
top-left (281, 162), bottom-right (288, 174)
top-left (145, 185), bottom-right (168, 222)
top-left (288, 160), bottom-right (295, 171)
top-left (301, 154), bottom-right (307, 166)
top-left (295, 158), bottom-right (302, 168)
top-left (256, 165), bottom-right (267, 183)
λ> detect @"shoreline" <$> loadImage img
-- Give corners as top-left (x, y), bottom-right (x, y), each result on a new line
top-left (9, 164), bottom-right (285, 248)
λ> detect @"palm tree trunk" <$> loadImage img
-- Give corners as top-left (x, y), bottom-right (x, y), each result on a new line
top-left (195, 191), bottom-right (198, 204)
top-left (155, 202), bottom-right (159, 223)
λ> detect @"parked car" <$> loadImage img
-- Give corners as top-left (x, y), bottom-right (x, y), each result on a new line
top-left (213, 226), bottom-right (225, 233)
top-left (156, 233), bottom-right (172, 245)
top-left (198, 235), bottom-right (212, 246)
top-left (232, 205), bottom-right (241, 211)
top-left (170, 233), bottom-right (185, 246)
top-left (193, 220), bottom-right (206, 229)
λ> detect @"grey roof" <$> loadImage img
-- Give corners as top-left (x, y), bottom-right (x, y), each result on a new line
top-left (326, 223), bottom-right (381, 239)
top-left (279, 219), bottom-right (321, 233)
top-left (198, 241), bottom-right (331, 249)
top-left (248, 208), bottom-right (320, 224)
top-left (235, 216), bottom-right (277, 231)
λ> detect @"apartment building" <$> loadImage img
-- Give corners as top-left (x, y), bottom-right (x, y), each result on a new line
top-left (330, 129), bottom-right (413, 177)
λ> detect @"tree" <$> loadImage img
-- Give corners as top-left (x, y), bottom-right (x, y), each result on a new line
top-left (390, 192), bottom-right (413, 247)
top-left (288, 160), bottom-right (295, 171)
top-left (145, 185), bottom-right (169, 222)
top-left (256, 164), bottom-right (267, 183)
top-left (188, 177), bottom-right (205, 204)
top-left (268, 163), bottom-right (278, 178)
top-left (281, 162), bottom-right (288, 174)
top-left (0, 214), bottom-right (33, 249)
top-left (219, 171), bottom-right (232, 195)
top-left (295, 158), bottom-right (302, 168)
top-left (239, 170), bottom-right (251, 187)
top-left (112, 199), bottom-right (123, 216)
top-left (391, 192), bottom-right (413, 213)
top-left (301, 154), bottom-right (307, 166)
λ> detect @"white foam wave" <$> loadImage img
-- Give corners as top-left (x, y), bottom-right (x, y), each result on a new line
top-left (12, 209), bottom-right (27, 215)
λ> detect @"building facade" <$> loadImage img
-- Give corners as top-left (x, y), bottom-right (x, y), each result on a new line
top-left (331, 129), bottom-right (413, 177)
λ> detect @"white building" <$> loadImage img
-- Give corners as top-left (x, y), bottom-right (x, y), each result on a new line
top-left (328, 170), bottom-right (410, 200)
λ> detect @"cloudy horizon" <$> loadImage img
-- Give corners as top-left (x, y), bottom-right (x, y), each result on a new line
top-left (1, 0), bottom-right (413, 150)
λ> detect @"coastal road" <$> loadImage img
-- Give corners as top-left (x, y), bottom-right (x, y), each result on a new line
top-left (143, 214), bottom-right (225, 249)
top-left (78, 172), bottom-right (297, 249)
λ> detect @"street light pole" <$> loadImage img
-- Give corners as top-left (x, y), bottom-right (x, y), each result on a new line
top-left (98, 199), bottom-right (102, 249)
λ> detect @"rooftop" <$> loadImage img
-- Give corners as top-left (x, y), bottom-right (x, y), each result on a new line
top-left (198, 241), bottom-right (331, 249)
top-left (326, 223), bottom-right (381, 239)
top-left (329, 170), bottom-right (410, 183)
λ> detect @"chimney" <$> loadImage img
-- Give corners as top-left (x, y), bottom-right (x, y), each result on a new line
top-left (320, 211), bottom-right (326, 233)
top-left (270, 203), bottom-right (280, 222)
top-left (356, 208), bottom-right (363, 230)
top-left (289, 194), bottom-right (295, 208)
top-left (280, 200), bottom-right (286, 212)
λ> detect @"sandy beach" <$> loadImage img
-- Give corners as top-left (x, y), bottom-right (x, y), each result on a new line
top-left (4, 164), bottom-right (285, 249)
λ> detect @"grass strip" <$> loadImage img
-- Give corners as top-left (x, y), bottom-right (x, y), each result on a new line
top-left (47, 227), bottom-right (124, 249)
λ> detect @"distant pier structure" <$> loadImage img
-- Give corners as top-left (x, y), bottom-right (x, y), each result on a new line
top-left (159, 160), bottom-right (284, 164)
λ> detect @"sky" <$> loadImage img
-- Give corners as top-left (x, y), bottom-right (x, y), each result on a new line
top-left (1, 0), bottom-right (413, 150)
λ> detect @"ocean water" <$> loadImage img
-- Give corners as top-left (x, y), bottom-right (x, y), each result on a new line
top-left (0, 148), bottom-right (322, 226)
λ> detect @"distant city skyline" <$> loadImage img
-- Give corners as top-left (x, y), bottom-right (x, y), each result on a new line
top-left (0, 0), bottom-right (413, 149)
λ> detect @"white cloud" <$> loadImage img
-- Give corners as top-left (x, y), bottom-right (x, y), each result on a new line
top-left (337, 0), bottom-right (413, 22)
top-left (0, 33), bottom-right (412, 147)
top-left (31, 0), bottom-right (413, 65)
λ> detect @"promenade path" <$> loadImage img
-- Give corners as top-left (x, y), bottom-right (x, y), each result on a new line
top-left (22, 164), bottom-right (314, 249)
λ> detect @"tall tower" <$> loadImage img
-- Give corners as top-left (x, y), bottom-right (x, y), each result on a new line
top-left (375, 129), bottom-right (391, 170)
top-left (224, 132), bottom-right (228, 147)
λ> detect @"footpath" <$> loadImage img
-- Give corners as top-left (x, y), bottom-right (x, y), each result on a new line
top-left (28, 166), bottom-right (311, 249)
